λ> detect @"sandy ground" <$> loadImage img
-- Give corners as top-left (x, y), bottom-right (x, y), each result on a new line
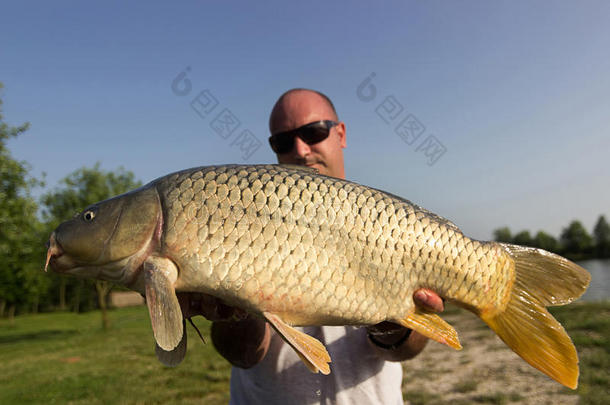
top-left (401, 308), bottom-right (579, 405)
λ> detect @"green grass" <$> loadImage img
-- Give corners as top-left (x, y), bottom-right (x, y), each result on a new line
top-left (471, 392), bottom-right (510, 404)
top-left (453, 379), bottom-right (478, 393)
top-left (549, 301), bottom-right (610, 405)
top-left (402, 389), bottom-right (442, 405)
top-left (1, 301), bottom-right (608, 404)
top-left (0, 306), bottom-right (231, 404)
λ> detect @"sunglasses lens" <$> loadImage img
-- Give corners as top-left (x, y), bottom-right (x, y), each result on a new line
top-left (269, 135), bottom-right (293, 154)
top-left (299, 125), bottom-right (330, 145)
top-left (269, 121), bottom-right (336, 154)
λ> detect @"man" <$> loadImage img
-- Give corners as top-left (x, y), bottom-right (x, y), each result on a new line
top-left (183, 89), bottom-right (444, 404)
top-left (191, 89), bottom-right (443, 405)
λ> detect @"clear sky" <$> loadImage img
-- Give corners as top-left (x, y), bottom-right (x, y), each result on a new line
top-left (1, 1), bottom-right (608, 240)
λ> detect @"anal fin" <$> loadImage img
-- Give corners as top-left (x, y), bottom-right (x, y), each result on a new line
top-left (398, 309), bottom-right (462, 350)
top-left (263, 312), bottom-right (331, 375)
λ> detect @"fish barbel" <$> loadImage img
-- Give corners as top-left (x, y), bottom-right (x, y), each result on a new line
top-left (46, 164), bottom-right (590, 388)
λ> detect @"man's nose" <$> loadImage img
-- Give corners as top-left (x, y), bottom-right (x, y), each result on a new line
top-left (292, 136), bottom-right (311, 156)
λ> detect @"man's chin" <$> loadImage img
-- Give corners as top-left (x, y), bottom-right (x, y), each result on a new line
top-left (305, 163), bottom-right (327, 175)
top-left (278, 160), bottom-right (327, 175)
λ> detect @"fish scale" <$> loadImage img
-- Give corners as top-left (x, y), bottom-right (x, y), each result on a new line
top-left (47, 163), bottom-right (590, 388)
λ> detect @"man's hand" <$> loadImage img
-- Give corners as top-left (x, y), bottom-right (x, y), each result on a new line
top-left (366, 288), bottom-right (444, 361)
top-left (177, 292), bottom-right (247, 321)
top-left (177, 292), bottom-right (270, 368)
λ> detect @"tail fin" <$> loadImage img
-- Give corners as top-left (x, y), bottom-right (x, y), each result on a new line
top-left (480, 244), bottom-right (590, 389)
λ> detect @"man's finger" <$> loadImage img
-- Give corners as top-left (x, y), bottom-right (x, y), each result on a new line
top-left (413, 289), bottom-right (444, 313)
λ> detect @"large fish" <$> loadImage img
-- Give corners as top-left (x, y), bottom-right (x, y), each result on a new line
top-left (45, 164), bottom-right (590, 388)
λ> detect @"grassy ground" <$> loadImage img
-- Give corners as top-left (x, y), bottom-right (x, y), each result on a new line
top-left (0, 301), bottom-right (608, 404)
top-left (402, 301), bottom-right (609, 405)
top-left (550, 301), bottom-right (610, 405)
top-left (0, 306), bottom-right (231, 404)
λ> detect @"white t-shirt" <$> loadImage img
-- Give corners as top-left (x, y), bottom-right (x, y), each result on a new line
top-left (229, 326), bottom-right (404, 405)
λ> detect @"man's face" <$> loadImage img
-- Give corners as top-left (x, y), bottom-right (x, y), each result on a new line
top-left (269, 91), bottom-right (346, 179)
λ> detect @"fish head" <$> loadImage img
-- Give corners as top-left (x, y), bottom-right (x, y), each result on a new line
top-left (45, 186), bottom-right (161, 285)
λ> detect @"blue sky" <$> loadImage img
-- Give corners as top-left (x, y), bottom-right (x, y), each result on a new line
top-left (2, 1), bottom-right (608, 240)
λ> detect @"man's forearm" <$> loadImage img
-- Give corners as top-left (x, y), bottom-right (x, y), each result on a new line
top-left (366, 288), bottom-right (444, 362)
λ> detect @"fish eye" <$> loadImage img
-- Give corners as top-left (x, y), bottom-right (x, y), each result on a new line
top-left (83, 209), bottom-right (96, 222)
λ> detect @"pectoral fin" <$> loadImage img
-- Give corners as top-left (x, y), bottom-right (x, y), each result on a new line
top-left (397, 309), bottom-right (462, 350)
top-left (263, 312), bottom-right (331, 375)
top-left (155, 319), bottom-right (187, 367)
top-left (144, 256), bottom-right (183, 351)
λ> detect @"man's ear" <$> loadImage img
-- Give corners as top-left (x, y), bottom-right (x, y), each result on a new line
top-left (337, 121), bottom-right (347, 148)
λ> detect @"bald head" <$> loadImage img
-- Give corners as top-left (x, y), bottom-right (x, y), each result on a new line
top-left (269, 89), bottom-right (338, 134)
top-left (268, 88), bottom-right (346, 179)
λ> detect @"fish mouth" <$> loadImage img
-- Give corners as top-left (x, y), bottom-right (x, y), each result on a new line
top-left (45, 232), bottom-right (66, 272)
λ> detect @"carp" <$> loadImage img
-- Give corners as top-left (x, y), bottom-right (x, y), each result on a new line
top-left (45, 164), bottom-right (590, 388)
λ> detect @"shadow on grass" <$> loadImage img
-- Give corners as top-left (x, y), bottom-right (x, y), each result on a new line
top-left (0, 329), bottom-right (77, 344)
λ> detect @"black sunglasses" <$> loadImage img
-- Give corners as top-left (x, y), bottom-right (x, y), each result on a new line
top-left (268, 120), bottom-right (338, 154)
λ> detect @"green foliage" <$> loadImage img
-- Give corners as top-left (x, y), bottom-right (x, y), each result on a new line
top-left (493, 227), bottom-right (560, 253)
top-left (492, 227), bottom-right (512, 243)
top-left (0, 82), bottom-right (48, 317)
top-left (533, 231), bottom-right (559, 252)
top-left (561, 220), bottom-right (593, 258)
top-left (593, 215), bottom-right (610, 258)
top-left (0, 82), bottom-right (144, 317)
top-left (512, 230), bottom-right (532, 247)
top-left (493, 218), bottom-right (609, 259)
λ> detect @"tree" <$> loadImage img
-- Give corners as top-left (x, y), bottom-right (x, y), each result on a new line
top-left (493, 227), bottom-right (512, 243)
top-left (533, 231), bottom-right (559, 253)
top-left (593, 215), bottom-right (610, 258)
top-left (513, 230), bottom-right (533, 247)
top-left (42, 164), bottom-right (141, 329)
top-left (560, 220), bottom-right (593, 258)
top-left (0, 83), bottom-right (47, 321)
